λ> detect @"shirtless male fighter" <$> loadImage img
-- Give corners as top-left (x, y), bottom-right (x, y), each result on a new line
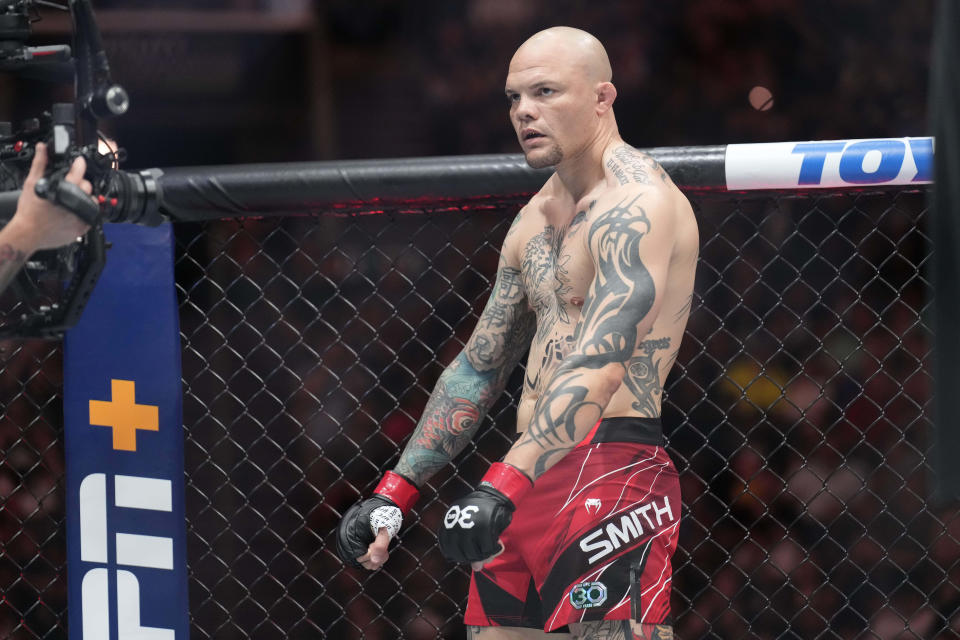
top-left (337, 26), bottom-right (699, 639)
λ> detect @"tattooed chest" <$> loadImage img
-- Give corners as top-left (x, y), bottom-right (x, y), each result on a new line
top-left (519, 215), bottom-right (590, 343)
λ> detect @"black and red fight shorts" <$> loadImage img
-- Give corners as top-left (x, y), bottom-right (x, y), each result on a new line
top-left (463, 417), bottom-right (680, 633)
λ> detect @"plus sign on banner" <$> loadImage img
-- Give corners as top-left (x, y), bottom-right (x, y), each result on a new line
top-left (64, 224), bottom-right (188, 639)
top-left (89, 379), bottom-right (160, 450)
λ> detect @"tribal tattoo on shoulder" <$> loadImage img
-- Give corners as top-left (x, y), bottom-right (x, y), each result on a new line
top-left (606, 145), bottom-right (669, 186)
top-left (576, 194), bottom-right (655, 366)
top-left (395, 263), bottom-right (535, 484)
top-left (519, 194), bottom-right (657, 477)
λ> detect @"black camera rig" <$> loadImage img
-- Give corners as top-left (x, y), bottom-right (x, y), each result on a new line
top-left (0, 0), bottom-right (163, 339)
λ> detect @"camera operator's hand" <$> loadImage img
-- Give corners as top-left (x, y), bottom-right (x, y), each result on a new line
top-left (0, 143), bottom-right (95, 294)
top-left (5, 142), bottom-right (93, 252)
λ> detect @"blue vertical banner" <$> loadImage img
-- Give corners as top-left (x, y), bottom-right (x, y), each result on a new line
top-left (64, 223), bottom-right (188, 639)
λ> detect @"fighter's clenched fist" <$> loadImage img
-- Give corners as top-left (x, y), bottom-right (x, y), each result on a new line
top-left (336, 471), bottom-right (418, 570)
top-left (438, 462), bottom-right (532, 567)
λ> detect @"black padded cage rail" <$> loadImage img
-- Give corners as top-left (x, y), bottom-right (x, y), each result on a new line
top-left (0, 146), bottom-right (726, 219)
top-left (148, 145), bottom-right (726, 221)
top-left (0, 139), bottom-right (953, 639)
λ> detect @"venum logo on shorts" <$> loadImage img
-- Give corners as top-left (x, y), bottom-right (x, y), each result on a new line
top-left (569, 581), bottom-right (608, 609)
top-left (584, 498), bottom-right (602, 515)
top-left (578, 496), bottom-right (675, 564)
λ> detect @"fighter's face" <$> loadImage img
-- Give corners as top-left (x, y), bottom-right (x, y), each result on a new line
top-left (505, 63), bottom-right (597, 169)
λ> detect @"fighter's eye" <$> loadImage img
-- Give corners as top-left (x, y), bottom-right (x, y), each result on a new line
top-left (506, 93), bottom-right (520, 103)
top-left (537, 87), bottom-right (555, 96)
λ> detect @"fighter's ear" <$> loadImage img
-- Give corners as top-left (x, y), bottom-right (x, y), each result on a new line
top-left (596, 82), bottom-right (617, 114)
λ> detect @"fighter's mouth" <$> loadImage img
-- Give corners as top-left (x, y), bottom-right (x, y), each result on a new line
top-left (522, 130), bottom-right (544, 141)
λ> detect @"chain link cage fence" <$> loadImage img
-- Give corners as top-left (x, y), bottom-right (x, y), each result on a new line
top-left (1, 183), bottom-right (956, 638)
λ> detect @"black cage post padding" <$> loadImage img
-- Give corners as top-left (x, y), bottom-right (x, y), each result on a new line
top-left (931, 0), bottom-right (960, 500)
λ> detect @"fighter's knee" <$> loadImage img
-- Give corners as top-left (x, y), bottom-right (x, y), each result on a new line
top-left (466, 626), bottom-right (548, 639)
top-left (568, 620), bottom-right (674, 639)
top-left (639, 624), bottom-right (674, 640)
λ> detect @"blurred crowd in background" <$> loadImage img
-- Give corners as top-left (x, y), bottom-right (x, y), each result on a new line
top-left (14, 0), bottom-right (928, 168)
top-left (0, 0), bottom-right (950, 638)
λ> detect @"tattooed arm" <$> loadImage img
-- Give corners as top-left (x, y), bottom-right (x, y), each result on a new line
top-left (503, 188), bottom-right (675, 479)
top-left (393, 215), bottom-right (536, 486)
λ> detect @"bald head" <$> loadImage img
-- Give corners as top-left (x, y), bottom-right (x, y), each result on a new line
top-left (505, 27), bottom-right (619, 169)
top-left (510, 27), bottom-right (612, 84)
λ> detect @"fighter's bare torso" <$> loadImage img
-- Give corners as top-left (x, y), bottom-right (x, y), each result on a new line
top-left (507, 143), bottom-right (699, 433)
